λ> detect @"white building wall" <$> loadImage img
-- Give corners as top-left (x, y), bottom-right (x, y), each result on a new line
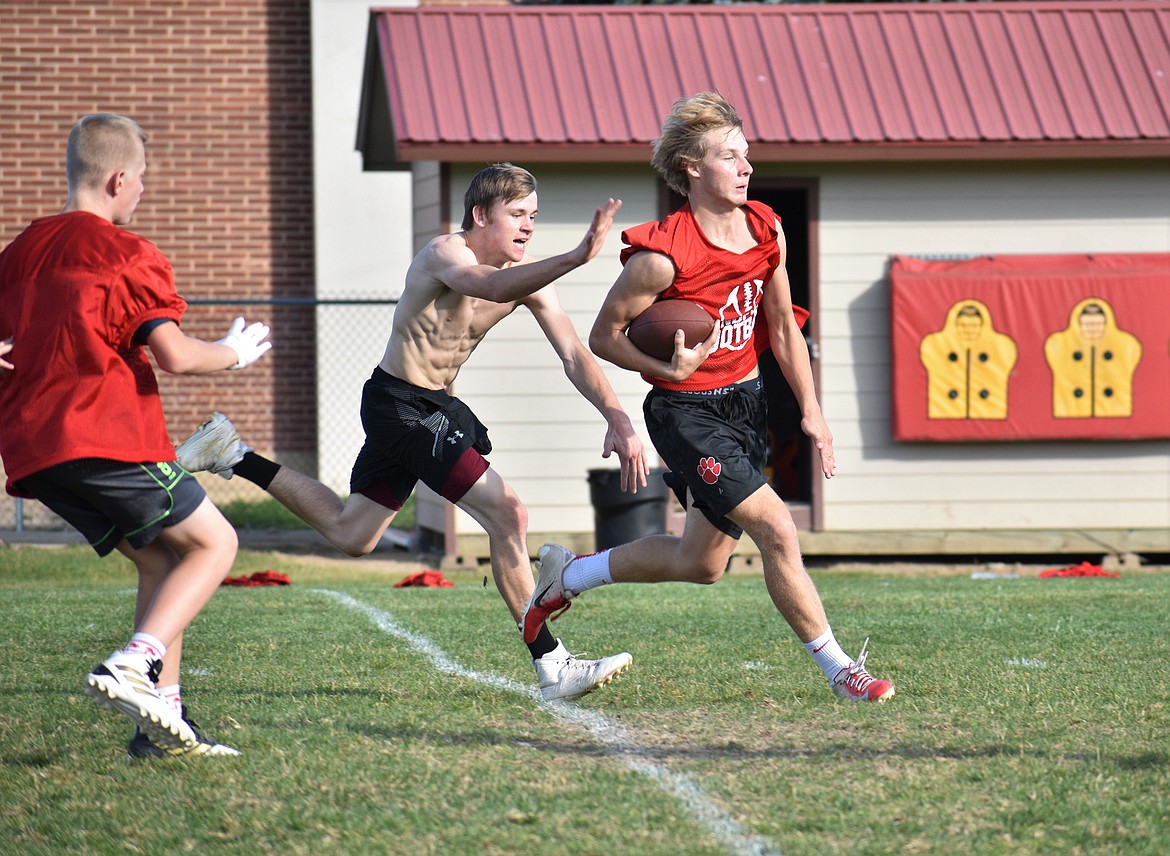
top-left (423, 157), bottom-right (1170, 544)
top-left (311, 0), bottom-right (416, 491)
top-left (810, 160), bottom-right (1170, 531)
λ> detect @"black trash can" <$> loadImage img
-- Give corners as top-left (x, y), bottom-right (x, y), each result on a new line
top-left (587, 467), bottom-right (668, 551)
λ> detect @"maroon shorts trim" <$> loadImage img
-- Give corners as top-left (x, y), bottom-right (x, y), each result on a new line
top-left (357, 481), bottom-right (405, 511)
top-left (439, 447), bottom-right (490, 503)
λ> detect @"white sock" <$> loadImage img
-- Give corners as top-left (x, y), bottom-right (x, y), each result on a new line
top-left (562, 550), bottom-right (613, 594)
top-left (158, 684), bottom-right (183, 714)
top-left (803, 626), bottom-right (852, 681)
top-left (125, 632), bottom-right (167, 662)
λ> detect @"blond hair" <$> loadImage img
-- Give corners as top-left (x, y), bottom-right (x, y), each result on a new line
top-left (66, 114), bottom-right (147, 192)
top-left (651, 92), bottom-right (744, 196)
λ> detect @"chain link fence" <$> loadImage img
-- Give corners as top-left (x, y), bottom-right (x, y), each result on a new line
top-left (1, 296), bottom-right (399, 539)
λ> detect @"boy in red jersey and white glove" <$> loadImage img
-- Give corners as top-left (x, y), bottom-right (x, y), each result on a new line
top-left (0, 114), bottom-right (271, 756)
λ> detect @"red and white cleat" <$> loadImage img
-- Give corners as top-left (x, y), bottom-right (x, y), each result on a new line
top-left (831, 638), bottom-right (895, 702)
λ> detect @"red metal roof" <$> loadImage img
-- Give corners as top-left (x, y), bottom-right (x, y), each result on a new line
top-left (358, 2), bottom-right (1170, 165)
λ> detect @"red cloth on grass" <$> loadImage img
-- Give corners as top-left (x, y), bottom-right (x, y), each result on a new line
top-left (1039, 561), bottom-right (1119, 578)
top-left (394, 570), bottom-right (454, 588)
top-left (221, 570), bottom-right (292, 587)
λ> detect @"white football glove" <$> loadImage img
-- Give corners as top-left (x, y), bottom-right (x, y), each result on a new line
top-left (215, 316), bottom-right (273, 370)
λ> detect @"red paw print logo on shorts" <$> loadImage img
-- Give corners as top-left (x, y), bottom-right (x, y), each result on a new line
top-left (697, 456), bottom-right (722, 484)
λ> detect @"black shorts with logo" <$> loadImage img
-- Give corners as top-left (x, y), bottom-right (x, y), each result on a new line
top-left (349, 367), bottom-right (492, 510)
top-left (16, 458), bottom-right (206, 557)
top-left (643, 377), bottom-right (769, 539)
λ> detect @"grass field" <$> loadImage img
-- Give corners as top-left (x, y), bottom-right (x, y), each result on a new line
top-left (216, 496), bottom-right (417, 533)
top-left (2, 544), bottom-right (1168, 856)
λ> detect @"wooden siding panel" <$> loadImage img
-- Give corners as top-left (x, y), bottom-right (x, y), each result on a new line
top-left (818, 446), bottom-right (1170, 476)
top-left (826, 499), bottom-right (1167, 530)
top-left (827, 471), bottom-right (1170, 503)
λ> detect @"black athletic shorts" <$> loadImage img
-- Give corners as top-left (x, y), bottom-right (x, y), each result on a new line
top-left (349, 367), bottom-right (492, 510)
top-left (16, 458), bottom-right (206, 557)
top-left (643, 377), bottom-right (769, 539)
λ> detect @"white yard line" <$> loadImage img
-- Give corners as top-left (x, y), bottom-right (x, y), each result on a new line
top-left (314, 589), bottom-right (781, 856)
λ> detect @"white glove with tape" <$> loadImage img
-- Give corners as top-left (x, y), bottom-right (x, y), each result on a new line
top-left (216, 316), bottom-right (272, 370)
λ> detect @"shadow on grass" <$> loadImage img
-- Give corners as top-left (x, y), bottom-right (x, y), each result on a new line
top-left (301, 718), bottom-right (1170, 772)
top-left (4, 717), bottom-right (1164, 773)
top-left (2, 753), bottom-right (57, 768)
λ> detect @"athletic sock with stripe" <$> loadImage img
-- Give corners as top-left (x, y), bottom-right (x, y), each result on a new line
top-left (803, 626), bottom-right (852, 680)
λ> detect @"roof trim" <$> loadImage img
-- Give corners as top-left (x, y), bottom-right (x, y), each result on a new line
top-left (391, 139), bottom-right (1170, 164)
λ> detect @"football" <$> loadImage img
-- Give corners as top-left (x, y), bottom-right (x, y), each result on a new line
top-left (626, 299), bottom-right (715, 361)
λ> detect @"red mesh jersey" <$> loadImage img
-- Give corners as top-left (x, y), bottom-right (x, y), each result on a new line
top-left (0, 211), bottom-right (185, 494)
top-left (620, 200), bottom-right (780, 392)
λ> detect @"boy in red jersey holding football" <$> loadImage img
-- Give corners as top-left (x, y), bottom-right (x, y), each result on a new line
top-left (526, 92), bottom-right (895, 702)
top-left (0, 114), bottom-right (272, 755)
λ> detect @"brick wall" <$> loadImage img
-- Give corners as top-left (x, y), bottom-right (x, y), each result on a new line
top-left (0, 0), bottom-right (315, 461)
